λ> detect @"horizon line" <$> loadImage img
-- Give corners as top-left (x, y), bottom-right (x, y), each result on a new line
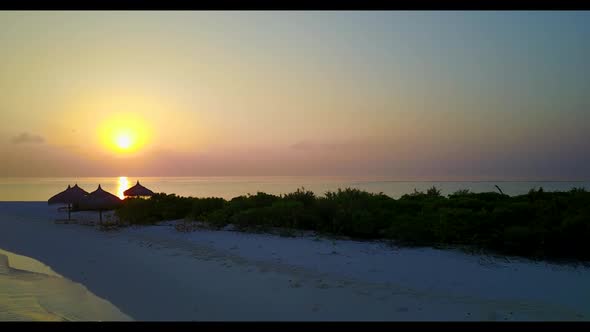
top-left (0, 175), bottom-right (588, 183)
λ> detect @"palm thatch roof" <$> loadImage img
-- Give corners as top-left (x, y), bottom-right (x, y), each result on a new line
top-left (123, 180), bottom-right (155, 197)
top-left (48, 184), bottom-right (89, 205)
top-left (79, 185), bottom-right (122, 211)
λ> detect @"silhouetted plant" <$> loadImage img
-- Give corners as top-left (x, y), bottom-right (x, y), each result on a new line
top-left (283, 187), bottom-right (316, 207)
top-left (190, 197), bottom-right (227, 220)
top-left (426, 186), bottom-right (442, 197)
top-left (449, 189), bottom-right (470, 198)
top-left (115, 186), bottom-right (590, 262)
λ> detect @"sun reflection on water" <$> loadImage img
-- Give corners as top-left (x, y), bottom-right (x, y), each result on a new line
top-left (117, 176), bottom-right (129, 199)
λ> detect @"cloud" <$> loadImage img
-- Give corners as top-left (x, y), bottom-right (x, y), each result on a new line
top-left (11, 132), bottom-right (45, 144)
top-left (290, 141), bottom-right (314, 150)
top-left (290, 140), bottom-right (353, 151)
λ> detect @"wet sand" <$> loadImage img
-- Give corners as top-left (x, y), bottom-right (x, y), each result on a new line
top-left (0, 248), bottom-right (131, 321)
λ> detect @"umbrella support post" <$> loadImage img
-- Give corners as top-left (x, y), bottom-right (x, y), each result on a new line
top-left (99, 210), bottom-right (103, 224)
top-left (68, 204), bottom-right (71, 221)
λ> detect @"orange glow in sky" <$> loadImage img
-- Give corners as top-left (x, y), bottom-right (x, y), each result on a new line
top-left (97, 112), bottom-right (151, 155)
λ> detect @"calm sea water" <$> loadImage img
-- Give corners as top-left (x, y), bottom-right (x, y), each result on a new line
top-left (0, 177), bottom-right (588, 201)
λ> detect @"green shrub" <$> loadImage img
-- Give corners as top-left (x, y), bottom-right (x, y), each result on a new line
top-left (449, 189), bottom-right (471, 198)
top-left (426, 186), bottom-right (442, 197)
top-left (283, 187), bottom-right (316, 207)
top-left (230, 207), bottom-right (273, 231)
top-left (191, 197), bottom-right (227, 220)
top-left (116, 198), bottom-right (159, 225)
top-left (202, 208), bottom-right (233, 228)
top-left (115, 186), bottom-right (590, 261)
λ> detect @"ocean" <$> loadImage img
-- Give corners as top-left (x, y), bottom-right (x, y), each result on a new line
top-left (0, 177), bottom-right (588, 201)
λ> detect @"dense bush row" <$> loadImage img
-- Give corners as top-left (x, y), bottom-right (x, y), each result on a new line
top-left (115, 187), bottom-right (590, 261)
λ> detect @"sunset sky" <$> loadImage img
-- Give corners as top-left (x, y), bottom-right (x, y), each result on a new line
top-left (1, 11), bottom-right (589, 179)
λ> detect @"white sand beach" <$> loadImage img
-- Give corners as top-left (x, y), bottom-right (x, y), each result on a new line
top-left (0, 248), bottom-right (131, 321)
top-left (0, 202), bottom-right (589, 321)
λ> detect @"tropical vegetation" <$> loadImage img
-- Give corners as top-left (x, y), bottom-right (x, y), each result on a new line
top-left (115, 186), bottom-right (590, 261)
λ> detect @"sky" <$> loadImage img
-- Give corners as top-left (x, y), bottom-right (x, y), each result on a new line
top-left (0, 11), bottom-right (589, 180)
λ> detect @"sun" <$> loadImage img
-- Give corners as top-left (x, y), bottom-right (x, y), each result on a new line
top-left (98, 113), bottom-right (150, 154)
top-left (115, 133), bottom-right (133, 150)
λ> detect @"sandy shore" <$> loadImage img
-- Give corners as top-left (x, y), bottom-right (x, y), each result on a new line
top-left (0, 202), bottom-right (589, 321)
top-left (0, 248), bottom-right (131, 321)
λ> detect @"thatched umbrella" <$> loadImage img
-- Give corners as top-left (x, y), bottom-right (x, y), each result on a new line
top-left (79, 185), bottom-right (123, 223)
top-left (48, 185), bottom-right (71, 203)
top-left (123, 180), bottom-right (155, 198)
top-left (48, 184), bottom-right (89, 220)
